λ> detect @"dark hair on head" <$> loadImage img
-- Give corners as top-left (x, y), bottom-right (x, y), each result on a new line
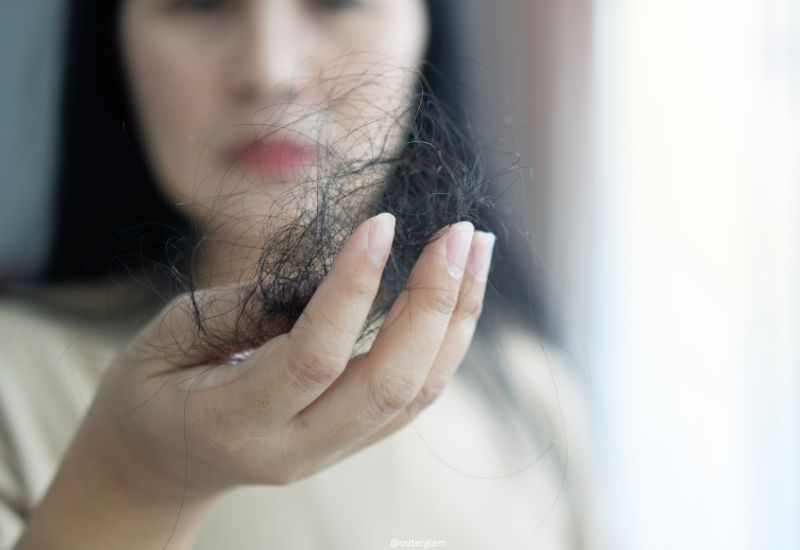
top-left (43, 0), bottom-right (188, 282)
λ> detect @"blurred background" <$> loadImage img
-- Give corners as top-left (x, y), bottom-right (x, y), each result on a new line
top-left (2, 1), bottom-right (798, 549)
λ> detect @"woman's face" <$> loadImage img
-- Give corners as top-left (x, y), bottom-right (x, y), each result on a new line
top-left (120, 0), bottom-right (429, 244)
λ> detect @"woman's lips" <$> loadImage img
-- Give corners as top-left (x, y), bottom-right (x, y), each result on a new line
top-left (233, 136), bottom-right (317, 177)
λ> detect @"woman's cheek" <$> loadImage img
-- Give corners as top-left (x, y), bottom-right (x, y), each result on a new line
top-left (130, 42), bottom-right (216, 201)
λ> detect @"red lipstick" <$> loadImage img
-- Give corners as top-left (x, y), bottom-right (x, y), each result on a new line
top-left (234, 136), bottom-right (317, 177)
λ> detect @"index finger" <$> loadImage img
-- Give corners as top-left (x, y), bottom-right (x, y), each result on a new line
top-left (254, 212), bottom-right (396, 408)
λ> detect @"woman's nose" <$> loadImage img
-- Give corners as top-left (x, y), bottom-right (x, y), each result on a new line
top-left (229, 1), bottom-right (317, 105)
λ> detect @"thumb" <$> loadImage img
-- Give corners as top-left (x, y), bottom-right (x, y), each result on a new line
top-left (130, 282), bottom-right (289, 370)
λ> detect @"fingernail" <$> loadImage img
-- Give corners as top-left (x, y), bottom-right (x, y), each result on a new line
top-left (468, 231), bottom-right (496, 282)
top-left (367, 213), bottom-right (396, 265)
top-left (446, 222), bottom-right (474, 278)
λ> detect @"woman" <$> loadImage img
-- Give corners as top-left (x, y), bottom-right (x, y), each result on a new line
top-left (0, 0), bottom-right (597, 548)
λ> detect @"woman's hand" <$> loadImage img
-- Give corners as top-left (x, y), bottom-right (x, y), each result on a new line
top-left (15, 213), bottom-right (495, 549)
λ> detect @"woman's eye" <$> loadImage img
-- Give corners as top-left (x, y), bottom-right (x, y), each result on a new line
top-left (171, 0), bottom-right (226, 12)
top-left (313, 0), bottom-right (362, 11)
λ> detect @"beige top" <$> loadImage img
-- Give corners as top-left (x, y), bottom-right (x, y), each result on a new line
top-left (0, 284), bottom-right (599, 550)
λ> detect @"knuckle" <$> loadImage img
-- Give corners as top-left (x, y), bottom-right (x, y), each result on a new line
top-left (345, 271), bottom-right (379, 302)
top-left (287, 348), bottom-right (342, 391)
top-left (454, 293), bottom-right (484, 323)
top-left (413, 376), bottom-right (448, 409)
top-left (367, 372), bottom-right (420, 415)
top-left (417, 286), bottom-right (459, 317)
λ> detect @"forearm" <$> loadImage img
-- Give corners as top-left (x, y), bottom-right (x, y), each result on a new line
top-left (13, 422), bottom-right (214, 550)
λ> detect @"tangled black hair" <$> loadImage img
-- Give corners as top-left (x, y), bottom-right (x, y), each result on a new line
top-left (44, 0), bottom-right (495, 361)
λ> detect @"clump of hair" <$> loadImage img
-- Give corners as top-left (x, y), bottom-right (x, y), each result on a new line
top-left (170, 67), bottom-right (492, 365)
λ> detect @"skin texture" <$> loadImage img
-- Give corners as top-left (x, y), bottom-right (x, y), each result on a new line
top-left (15, 1), bottom-right (497, 548)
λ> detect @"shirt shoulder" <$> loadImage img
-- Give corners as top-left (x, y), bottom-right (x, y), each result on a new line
top-left (0, 297), bottom-right (124, 417)
top-left (0, 296), bottom-right (127, 548)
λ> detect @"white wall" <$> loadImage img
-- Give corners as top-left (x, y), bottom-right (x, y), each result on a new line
top-left (590, 1), bottom-right (800, 548)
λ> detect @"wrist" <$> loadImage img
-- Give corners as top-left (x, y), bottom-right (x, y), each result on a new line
top-left (16, 417), bottom-right (217, 550)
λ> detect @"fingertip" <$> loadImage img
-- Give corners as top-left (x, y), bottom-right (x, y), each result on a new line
top-left (468, 231), bottom-right (496, 282)
top-left (366, 212), bottom-right (396, 265)
top-left (445, 221), bottom-right (475, 278)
